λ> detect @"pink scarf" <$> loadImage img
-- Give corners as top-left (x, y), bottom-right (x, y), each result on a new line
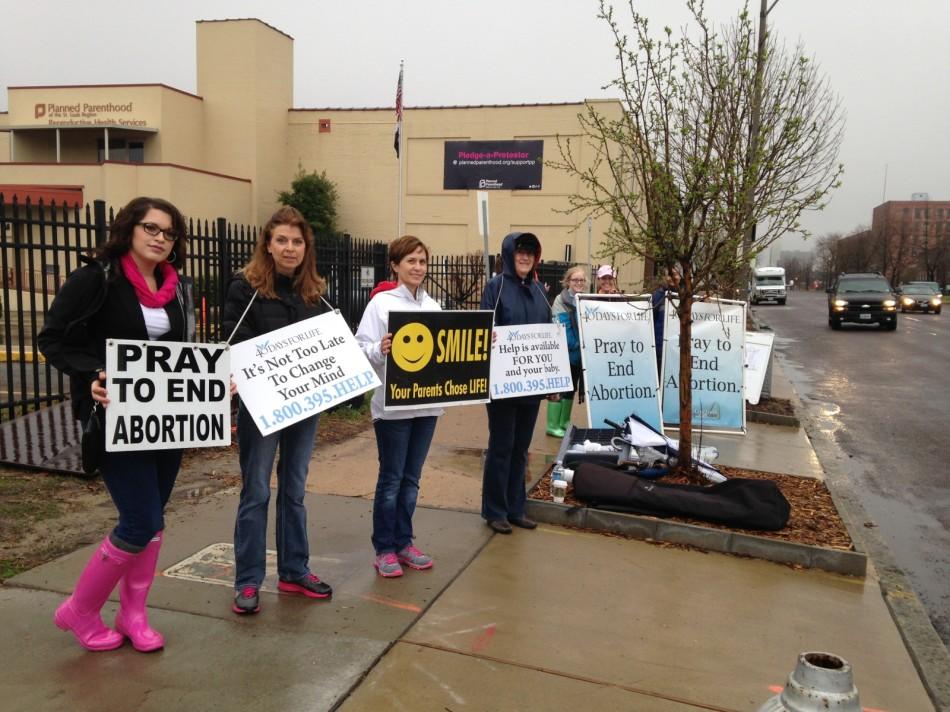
top-left (120, 253), bottom-right (180, 308)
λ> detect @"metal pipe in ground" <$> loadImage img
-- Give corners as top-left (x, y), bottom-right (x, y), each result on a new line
top-left (758, 651), bottom-right (860, 711)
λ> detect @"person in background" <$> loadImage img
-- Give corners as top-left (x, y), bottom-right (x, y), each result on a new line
top-left (480, 232), bottom-right (551, 534)
top-left (547, 265), bottom-right (587, 438)
top-left (652, 266), bottom-right (681, 374)
top-left (38, 196), bottom-right (190, 652)
top-left (596, 264), bottom-right (619, 294)
top-left (223, 206), bottom-right (332, 615)
top-left (356, 235), bottom-right (443, 578)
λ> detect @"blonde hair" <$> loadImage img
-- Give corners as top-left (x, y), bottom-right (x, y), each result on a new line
top-left (243, 206), bottom-right (326, 305)
top-left (561, 265), bottom-right (588, 289)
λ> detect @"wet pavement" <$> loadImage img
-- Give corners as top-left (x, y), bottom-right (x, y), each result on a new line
top-left (757, 291), bottom-right (950, 647)
top-left (1, 357), bottom-right (943, 711)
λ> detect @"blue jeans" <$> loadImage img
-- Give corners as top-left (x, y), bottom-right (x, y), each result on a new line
top-left (372, 416), bottom-right (438, 554)
top-left (234, 402), bottom-right (320, 589)
top-left (482, 399), bottom-right (540, 521)
top-left (101, 449), bottom-right (183, 550)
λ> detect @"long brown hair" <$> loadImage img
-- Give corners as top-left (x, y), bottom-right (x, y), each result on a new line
top-left (243, 206), bottom-right (326, 304)
top-left (96, 196), bottom-right (188, 270)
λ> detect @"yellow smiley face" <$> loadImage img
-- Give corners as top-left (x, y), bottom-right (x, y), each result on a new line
top-left (391, 322), bottom-right (435, 372)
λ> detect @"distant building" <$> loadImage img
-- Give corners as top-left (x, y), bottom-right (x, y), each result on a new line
top-left (837, 198), bottom-right (949, 285)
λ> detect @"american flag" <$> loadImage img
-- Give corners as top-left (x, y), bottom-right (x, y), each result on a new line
top-left (394, 65), bottom-right (403, 157)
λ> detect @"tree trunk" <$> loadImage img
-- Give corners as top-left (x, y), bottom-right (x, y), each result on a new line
top-left (677, 286), bottom-right (701, 484)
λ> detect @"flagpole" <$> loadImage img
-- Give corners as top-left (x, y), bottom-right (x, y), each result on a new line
top-left (395, 60), bottom-right (405, 238)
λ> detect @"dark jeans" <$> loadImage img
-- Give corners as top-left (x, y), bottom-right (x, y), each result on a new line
top-left (233, 402), bottom-right (320, 589)
top-left (482, 399), bottom-right (541, 521)
top-left (101, 448), bottom-right (183, 550)
top-left (372, 416), bottom-right (438, 554)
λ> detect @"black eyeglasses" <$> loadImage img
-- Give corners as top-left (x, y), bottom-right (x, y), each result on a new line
top-left (137, 222), bottom-right (180, 241)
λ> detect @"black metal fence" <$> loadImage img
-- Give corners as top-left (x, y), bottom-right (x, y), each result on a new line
top-left (0, 195), bottom-right (575, 419)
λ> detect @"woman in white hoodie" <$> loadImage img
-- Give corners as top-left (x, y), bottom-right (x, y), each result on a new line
top-left (356, 235), bottom-right (444, 578)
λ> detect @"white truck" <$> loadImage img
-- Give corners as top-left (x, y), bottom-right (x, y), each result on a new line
top-left (751, 266), bottom-right (787, 305)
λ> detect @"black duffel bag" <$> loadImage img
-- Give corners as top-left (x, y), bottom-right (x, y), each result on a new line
top-left (572, 463), bottom-right (790, 531)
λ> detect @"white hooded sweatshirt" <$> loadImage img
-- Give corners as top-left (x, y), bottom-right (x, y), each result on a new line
top-left (356, 283), bottom-right (445, 421)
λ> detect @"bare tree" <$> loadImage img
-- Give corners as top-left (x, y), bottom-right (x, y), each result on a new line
top-left (551, 0), bottom-right (843, 481)
top-left (814, 232), bottom-right (843, 287)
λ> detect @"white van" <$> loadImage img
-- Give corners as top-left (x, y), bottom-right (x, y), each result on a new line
top-left (751, 267), bottom-right (787, 305)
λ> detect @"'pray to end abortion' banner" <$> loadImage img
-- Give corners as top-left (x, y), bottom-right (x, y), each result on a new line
top-left (105, 340), bottom-right (231, 451)
top-left (661, 298), bottom-right (746, 433)
top-left (577, 296), bottom-right (662, 431)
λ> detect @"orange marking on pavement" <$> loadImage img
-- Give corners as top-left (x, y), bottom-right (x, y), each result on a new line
top-left (767, 685), bottom-right (888, 712)
top-left (472, 624), bottom-right (496, 652)
top-left (360, 593), bottom-right (422, 613)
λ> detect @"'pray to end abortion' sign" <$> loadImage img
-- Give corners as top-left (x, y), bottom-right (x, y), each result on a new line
top-left (105, 340), bottom-right (231, 451)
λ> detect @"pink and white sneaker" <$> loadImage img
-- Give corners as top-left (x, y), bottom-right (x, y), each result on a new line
top-left (396, 545), bottom-right (433, 570)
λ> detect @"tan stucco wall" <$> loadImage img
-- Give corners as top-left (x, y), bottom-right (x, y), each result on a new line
top-left (197, 19), bottom-right (292, 225)
top-left (286, 100), bottom-right (641, 286)
top-left (0, 162), bottom-right (251, 224)
top-left (1, 20), bottom-right (643, 287)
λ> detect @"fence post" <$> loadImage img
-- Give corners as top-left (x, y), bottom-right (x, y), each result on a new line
top-left (216, 217), bottom-right (230, 336)
top-left (93, 200), bottom-right (107, 247)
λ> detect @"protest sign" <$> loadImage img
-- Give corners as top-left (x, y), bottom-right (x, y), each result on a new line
top-left (577, 295), bottom-right (663, 431)
top-left (105, 340), bottom-right (230, 451)
top-left (231, 311), bottom-right (380, 436)
top-left (385, 310), bottom-right (493, 410)
top-left (744, 330), bottom-right (775, 405)
top-left (661, 298), bottom-right (746, 433)
top-left (489, 323), bottom-right (572, 400)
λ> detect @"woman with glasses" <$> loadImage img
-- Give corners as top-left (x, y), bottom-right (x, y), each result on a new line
top-left (546, 265), bottom-right (588, 438)
top-left (480, 232), bottom-right (551, 534)
top-left (223, 206), bottom-right (333, 615)
top-left (38, 196), bottom-right (191, 653)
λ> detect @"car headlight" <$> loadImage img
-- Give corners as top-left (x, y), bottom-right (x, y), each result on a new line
top-left (833, 299), bottom-right (848, 307)
top-left (932, 297), bottom-right (942, 306)
top-left (901, 296), bottom-right (914, 305)
top-left (883, 299), bottom-right (897, 308)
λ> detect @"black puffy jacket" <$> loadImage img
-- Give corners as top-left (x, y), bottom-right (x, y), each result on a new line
top-left (38, 256), bottom-right (189, 421)
top-left (222, 273), bottom-right (329, 345)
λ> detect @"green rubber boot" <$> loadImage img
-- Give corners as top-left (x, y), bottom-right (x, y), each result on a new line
top-left (546, 400), bottom-right (565, 437)
top-left (559, 398), bottom-right (575, 434)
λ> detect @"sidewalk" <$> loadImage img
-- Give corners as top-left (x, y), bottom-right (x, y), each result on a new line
top-left (1, 371), bottom-right (939, 711)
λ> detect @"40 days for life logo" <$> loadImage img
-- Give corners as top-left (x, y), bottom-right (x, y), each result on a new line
top-left (385, 310), bottom-right (494, 410)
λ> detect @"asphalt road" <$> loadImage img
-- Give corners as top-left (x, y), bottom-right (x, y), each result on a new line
top-left (755, 290), bottom-right (950, 647)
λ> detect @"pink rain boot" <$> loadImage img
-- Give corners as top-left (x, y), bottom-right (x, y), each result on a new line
top-left (115, 530), bottom-right (165, 652)
top-left (54, 537), bottom-right (134, 651)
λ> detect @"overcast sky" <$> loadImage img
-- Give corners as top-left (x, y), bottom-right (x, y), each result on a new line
top-left (2, 0), bottom-right (948, 252)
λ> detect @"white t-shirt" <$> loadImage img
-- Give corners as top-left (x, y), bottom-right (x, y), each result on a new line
top-left (141, 305), bottom-right (171, 340)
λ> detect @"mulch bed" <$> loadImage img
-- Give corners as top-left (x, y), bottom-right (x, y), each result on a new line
top-left (530, 464), bottom-right (854, 551)
top-left (747, 396), bottom-right (795, 417)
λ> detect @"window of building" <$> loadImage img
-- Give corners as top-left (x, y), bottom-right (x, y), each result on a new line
top-left (97, 139), bottom-right (145, 164)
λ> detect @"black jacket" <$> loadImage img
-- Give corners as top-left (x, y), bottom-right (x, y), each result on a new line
top-left (38, 256), bottom-right (189, 421)
top-left (480, 232), bottom-right (550, 327)
top-left (480, 232), bottom-right (552, 403)
top-left (222, 273), bottom-right (330, 345)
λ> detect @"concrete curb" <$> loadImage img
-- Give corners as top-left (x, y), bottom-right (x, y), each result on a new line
top-left (524, 497), bottom-right (867, 577)
top-left (793, 375), bottom-right (950, 709)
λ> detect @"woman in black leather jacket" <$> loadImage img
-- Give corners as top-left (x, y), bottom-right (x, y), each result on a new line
top-left (222, 206), bottom-right (333, 615)
top-left (38, 196), bottom-right (189, 653)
